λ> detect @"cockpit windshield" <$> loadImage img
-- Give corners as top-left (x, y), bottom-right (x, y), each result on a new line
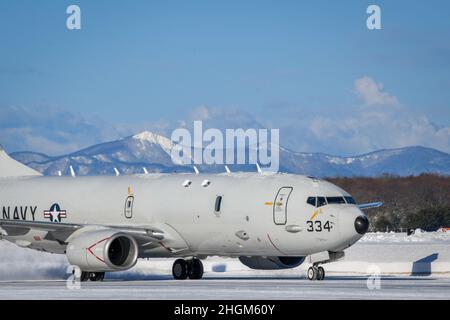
top-left (344, 196), bottom-right (356, 204)
top-left (326, 197), bottom-right (346, 204)
top-left (306, 196), bottom-right (356, 207)
top-left (317, 197), bottom-right (327, 207)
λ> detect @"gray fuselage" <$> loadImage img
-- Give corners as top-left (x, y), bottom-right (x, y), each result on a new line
top-left (0, 173), bottom-right (365, 259)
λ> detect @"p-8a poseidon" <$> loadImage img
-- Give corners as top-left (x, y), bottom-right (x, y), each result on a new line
top-left (0, 146), bottom-right (380, 281)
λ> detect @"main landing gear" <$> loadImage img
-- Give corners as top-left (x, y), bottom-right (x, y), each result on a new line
top-left (80, 271), bottom-right (105, 282)
top-left (307, 265), bottom-right (325, 281)
top-left (172, 257), bottom-right (204, 280)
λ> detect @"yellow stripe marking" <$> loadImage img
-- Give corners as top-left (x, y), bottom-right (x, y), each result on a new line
top-left (310, 209), bottom-right (321, 220)
top-left (265, 202), bottom-right (273, 206)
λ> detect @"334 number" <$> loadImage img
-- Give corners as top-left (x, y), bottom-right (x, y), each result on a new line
top-left (306, 220), bottom-right (332, 232)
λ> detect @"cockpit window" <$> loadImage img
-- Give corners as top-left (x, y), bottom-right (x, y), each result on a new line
top-left (306, 197), bottom-right (316, 207)
top-left (344, 196), bottom-right (356, 204)
top-left (317, 197), bottom-right (327, 207)
top-left (308, 196), bottom-right (353, 207)
top-left (326, 197), bottom-right (346, 204)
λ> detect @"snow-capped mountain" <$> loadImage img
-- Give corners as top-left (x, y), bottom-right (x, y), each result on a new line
top-left (10, 131), bottom-right (189, 176)
top-left (279, 146), bottom-right (450, 176)
top-left (9, 131), bottom-right (450, 177)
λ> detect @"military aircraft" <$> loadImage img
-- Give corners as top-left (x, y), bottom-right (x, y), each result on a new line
top-left (0, 145), bottom-right (381, 281)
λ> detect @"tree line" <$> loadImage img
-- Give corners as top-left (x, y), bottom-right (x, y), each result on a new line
top-left (328, 174), bottom-right (450, 232)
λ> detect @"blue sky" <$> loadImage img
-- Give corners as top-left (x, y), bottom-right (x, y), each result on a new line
top-left (0, 0), bottom-right (449, 155)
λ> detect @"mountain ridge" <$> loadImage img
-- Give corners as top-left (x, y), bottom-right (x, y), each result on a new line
top-left (9, 131), bottom-right (450, 177)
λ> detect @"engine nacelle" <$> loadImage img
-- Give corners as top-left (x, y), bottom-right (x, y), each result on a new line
top-left (239, 256), bottom-right (305, 270)
top-left (66, 229), bottom-right (138, 272)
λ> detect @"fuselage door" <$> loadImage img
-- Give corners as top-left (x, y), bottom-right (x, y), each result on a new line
top-left (124, 195), bottom-right (134, 219)
top-left (273, 187), bottom-right (293, 225)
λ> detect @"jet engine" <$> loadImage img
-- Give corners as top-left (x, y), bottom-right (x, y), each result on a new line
top-left (66, 229), bottom-right (138, 272)
top-left (239, 256), bottom-right (305, 270)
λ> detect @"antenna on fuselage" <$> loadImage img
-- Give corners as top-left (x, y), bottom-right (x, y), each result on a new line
top-left (69, 165), bottom-right (76, 178)
top-left (224, 165), bottom-right (231, 174)
top-left (193, 166), bottom-right (199, 174)
top-left (143, 167), bottom-right (149, 174)
top-left (114, 167), bottom-right (120, 176)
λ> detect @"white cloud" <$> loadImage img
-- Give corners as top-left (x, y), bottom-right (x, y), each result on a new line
top-left (354, 76), bottom-right (398, 106)
top-left (0, 105), bottom-right (125, 155)
top-left (306, 78), bottom-right (450, 155)
top-left (189, 106), bottom-right (211, 121)
top-left (186, 106), bottom-right (266, 131)
top-left (264, 76), bottom-right (449, 155)
top-left (1, 78), bottom-right (449, 157)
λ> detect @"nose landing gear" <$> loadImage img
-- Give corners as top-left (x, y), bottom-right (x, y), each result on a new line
top-left (306, 251), bottom-right (344, 281)
top-left (172, 257), bottom-right (204, 280)
top-left (307, 265), bottom-right (325, 281)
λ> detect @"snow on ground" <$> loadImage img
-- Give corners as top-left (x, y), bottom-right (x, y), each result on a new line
top-left (361, 229), bottom-right (450, 243)
top-left (324, 231), bottom-right (450, 276)
top-left (1, 231), bottom-right (450, 281)
top-left (2, 277), bottom-right (450, 300)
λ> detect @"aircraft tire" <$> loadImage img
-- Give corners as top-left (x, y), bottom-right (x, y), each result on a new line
top-left (188, 258), bottom-right (204, 280)
top-left (89, 272), bottom-right (105, 282)
top-left (172, 259), bottom-right (188, 280)
top-left (317, 267), bottom-right (325, 280)
top-left (307, 267), bottom-right (317, 281)
top-left (80, 271), bottom-right (89, 282)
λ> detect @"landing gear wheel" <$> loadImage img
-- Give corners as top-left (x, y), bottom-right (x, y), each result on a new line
top-left (172, 259), bottom-right (188, 280)
top-left (80, 271), bottom-right (89, 282)
top-left (317, 267), bottom-right (325, 281)
top-left (89, 272), bottom-right (105, 282)
top-left (188, 258), bottom-right (204, 280)
top-left (307, 267), bottom-right (317, 280)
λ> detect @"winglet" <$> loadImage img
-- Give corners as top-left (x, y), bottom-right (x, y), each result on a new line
top-left (143, 167), bottom-right (149, 174)
top-left (256, 163), bottom-right (262, 174)
top-left (225, 165), bottom-right (231, 174)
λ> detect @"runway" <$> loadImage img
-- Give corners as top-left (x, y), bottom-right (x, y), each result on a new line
top-left (0, 276), bottom-right (449, 299)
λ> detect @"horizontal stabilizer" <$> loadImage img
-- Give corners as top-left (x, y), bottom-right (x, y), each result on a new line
top-left (0, 145), bottom-right (42, 178)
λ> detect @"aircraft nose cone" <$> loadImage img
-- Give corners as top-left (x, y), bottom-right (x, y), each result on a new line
top-left (354, 215), bottom-right (369, 235)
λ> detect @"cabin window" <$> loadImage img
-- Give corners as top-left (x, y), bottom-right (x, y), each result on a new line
top-left (326, 197), bottom-right (346, 204)
top-left (345, 196), bottom-right (356, 204)
top-left (317, 197), bottom-right (327, 207)
top-left (306, 197), bottom-right (316, 207)
top-left (215, 196), bottom-right (222, 213)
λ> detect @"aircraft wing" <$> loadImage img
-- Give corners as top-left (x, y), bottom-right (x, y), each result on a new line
top-left (0, 219), bottom-right (81, 243)
top-left (0, 219), bottom-right (166, 244)
top-left (358, 202), bottom-right (383, 210)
